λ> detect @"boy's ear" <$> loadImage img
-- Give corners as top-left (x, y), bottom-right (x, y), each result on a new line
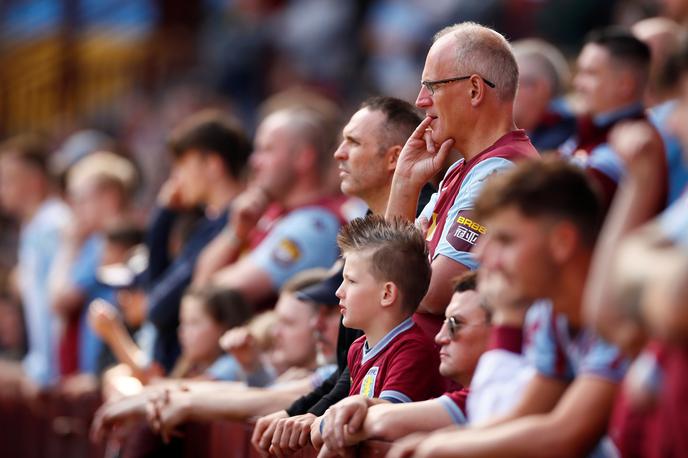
top-left (380, 282), bottom-right (399, 308)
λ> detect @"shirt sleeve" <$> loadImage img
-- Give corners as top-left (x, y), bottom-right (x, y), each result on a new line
top-left (205, 355), bottom-right (244, 382)
top-left (20, 222), bottom-right (64, 386)
top-left (526, 302), bottom-right (628, 383)
top-left (587, 144), bottom-right (625, 184)
top-left (286, 366), bottom-right (341, 416)
top-left (577, 338), bottom-right (629, 383)
top-left (249, 207), bottom-right (341, 289)
top-left (71, 236), bottom-right (104, 294)
top-left (526, 303), bottom-right (574, 381)
top-left (437, 390), bottom-right (469, 425)
top-left (307, 367), bottom-right (352, 416)
top-left (378, 338), bottom-right (442, 403)
top-left (144, 207), bottom-right (177, 283)
top-left (434, 157), bottom-right (515, 269)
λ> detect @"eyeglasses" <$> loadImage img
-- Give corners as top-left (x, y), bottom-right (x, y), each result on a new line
top-left (443, 316), bottom-right (485, 340)
top-left (421, 75), bottom-right (496, 95)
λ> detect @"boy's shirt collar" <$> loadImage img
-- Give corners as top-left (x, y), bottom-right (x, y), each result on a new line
top-left (362, 317), bottom-right (415, 364)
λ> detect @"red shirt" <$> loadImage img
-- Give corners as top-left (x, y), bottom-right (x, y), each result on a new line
top-left (414, 130), bottom-right (539, 341)
top-left (348, 318), bottom-right (445, 403)
top-left (438, 388), bottom-right (470, 425)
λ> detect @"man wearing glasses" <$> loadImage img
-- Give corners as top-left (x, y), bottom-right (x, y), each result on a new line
top-left (385, 22), bottom-right (539, 340)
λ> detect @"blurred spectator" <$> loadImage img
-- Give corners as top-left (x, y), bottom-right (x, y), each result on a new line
top-left (145, 109), bottom-right (251, 373)
top-left (50, 129), bottom-right (115, 185)
top-left (90, 269), bottom-right (340, 444)
top-left (589, 37), bottom-right (688, 457)
top-left (88, 221), bottom-right (155, 389)
top-left (561, 27), bottom-right (666, 212)
top-left (198, 106), bottom-right (348, 306)
top-left (633, 17), bottom-right (688, 205)
top-left (632, 17), bottom-right (682, 107)
top-left (0, 135), bottom-right (71, 388)
top-left (51, 150), bottom-right (138, 377)
top-left (90, 285), bottom-right (252, 457)
top-left (391, 159), bottom-right (627, 458)
top-left (512, 38), bottom-right (576, 151)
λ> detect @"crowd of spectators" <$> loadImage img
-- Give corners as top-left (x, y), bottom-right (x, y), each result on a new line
top-left (1, 1), bottom-right (688, 457)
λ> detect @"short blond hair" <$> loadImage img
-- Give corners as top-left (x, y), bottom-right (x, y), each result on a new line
top-left (67, 151), bottom-right (138, 199)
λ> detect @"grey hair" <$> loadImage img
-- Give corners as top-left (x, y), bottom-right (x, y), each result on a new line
top-left (434, 22), bottom-right (519, 102)
top-left (512, 39), bottom-right (570, 97)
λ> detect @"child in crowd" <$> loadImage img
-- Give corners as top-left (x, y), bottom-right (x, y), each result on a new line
top-left (91, 285), bottom-right (252, 395)
top-left (312, 215), bottom-right (446, 451)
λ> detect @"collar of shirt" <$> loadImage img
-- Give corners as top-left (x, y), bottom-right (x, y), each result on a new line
top-left (362, 317), bottom-right (415, 364)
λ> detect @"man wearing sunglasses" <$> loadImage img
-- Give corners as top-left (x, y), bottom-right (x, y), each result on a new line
top-left (385, 22), bottom-right (539, 341)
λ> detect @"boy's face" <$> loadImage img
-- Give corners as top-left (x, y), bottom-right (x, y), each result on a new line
top-left (336, 251), bottom-right (383, 331)
top-left (476, 206), bottom-right (558, 303)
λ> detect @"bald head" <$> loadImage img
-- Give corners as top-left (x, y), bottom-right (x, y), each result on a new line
top-left (434, 22), bottom-right (519, 102)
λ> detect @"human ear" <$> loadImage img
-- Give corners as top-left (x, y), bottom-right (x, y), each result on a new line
top-left (385, 145), bottom-right (402, 172)
top-left (549, 221), bottom-right (578, 263)
top-left (380, 282), bottom-right (399, 307)
top-left (470, 76), bottom-right (486, 107)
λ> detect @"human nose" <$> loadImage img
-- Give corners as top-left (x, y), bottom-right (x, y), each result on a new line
top-left (335, 283), bottom-right (344, 300)
top-left (435, 320), bottom-right (450, 345)
top-left (333, 142), bottom-right (347, 161)
top-left (416, 84), bottom-right (432, 109)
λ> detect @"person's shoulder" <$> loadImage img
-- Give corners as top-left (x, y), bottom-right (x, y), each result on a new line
top-left (392, 321), bottom-right (438, 351)
top-left (31, 198), bottom-right (71, 229)
top-left (280, 204), bottom-right (342, 228)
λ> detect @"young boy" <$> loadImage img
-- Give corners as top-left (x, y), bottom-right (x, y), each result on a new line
top-left (314, 215), bottom-right (446, 450)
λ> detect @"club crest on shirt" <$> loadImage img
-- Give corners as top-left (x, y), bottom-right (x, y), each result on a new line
top-left (446, 210), bottom-right (486, 252)
top-left (271, 238), bottom-right (302, 266)
top-left (360, 366), bottom-right (379, 398)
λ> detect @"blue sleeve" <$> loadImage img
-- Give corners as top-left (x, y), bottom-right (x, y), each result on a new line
top-left (249, 207), bottom-right (341, 289)
top-left (205, 355), bottom-right (244, 381)
top-left (434, 157), bottom-right (515, 269)
top-left (72, 236), bottom-right (105, 295)
top-left (578, 337), bottom-right (629, 383)
top-left (526, 302), bottom-right (575, 382)
top-left (20, 224), bottom-right (64, 385)
top-left (588, 144), bottom-right (624, 184)
top-left (145, 207), bottom-right (177, 284)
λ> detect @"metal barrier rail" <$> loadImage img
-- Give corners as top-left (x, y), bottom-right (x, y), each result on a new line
top-left (0, 392), bottom-right (392, 457)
